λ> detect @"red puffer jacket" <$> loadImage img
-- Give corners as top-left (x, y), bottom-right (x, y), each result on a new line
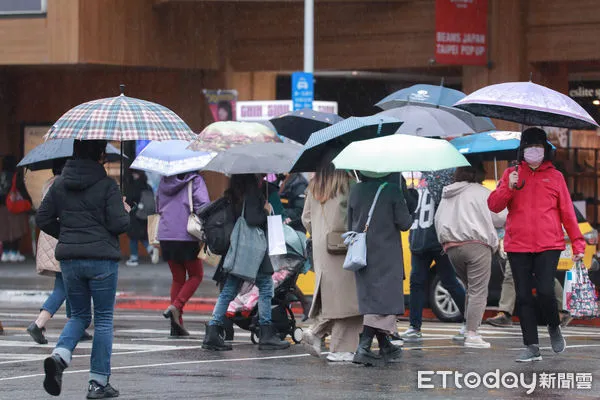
top-left (488, 161), bottom-right (585, 255)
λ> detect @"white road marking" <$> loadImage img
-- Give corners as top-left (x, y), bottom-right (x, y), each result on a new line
top-left (0, 353), bottom-right (312, 382)
top-left (508, 344), bottom-right (600, 351)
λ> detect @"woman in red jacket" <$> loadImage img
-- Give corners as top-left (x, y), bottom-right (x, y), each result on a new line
top-left (488, 127), bottom-right (585, 363)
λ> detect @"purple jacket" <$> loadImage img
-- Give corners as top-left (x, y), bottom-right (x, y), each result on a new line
top-left (157, 173), bottom-right (210, 241)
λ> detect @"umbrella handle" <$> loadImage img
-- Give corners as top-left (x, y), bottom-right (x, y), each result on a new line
top-left (513, 165), bottom-right (526, 190)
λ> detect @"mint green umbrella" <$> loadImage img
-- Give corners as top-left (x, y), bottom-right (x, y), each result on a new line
top-left (332, 134), bottom-right (470, 173)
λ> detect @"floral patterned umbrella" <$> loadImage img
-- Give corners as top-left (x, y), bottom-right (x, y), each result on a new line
top-left (187, 121), bottom-right (281, 152)
top-left (454, 81), bottom-right (599, 129)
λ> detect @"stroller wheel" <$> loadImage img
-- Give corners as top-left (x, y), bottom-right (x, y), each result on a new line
top-left (292, 327), bottom-right (303, 344)
top-left (251, 331), bottom-right (259, 344)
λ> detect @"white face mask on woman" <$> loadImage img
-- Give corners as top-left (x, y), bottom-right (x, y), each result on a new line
top-left (523, 147), bottom-right (545, 166)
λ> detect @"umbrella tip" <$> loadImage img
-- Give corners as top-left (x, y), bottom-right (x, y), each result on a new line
top-left (529, 72), bottom-right (533, 82)
top-left (119, 84), bottom-right (125, 95)
top-left (440, 77), bottom-right (445, 87)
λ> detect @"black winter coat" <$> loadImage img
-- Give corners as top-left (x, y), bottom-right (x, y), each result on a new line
top-left (279, 173), bottom-right (308, 232)
top-left (36, 159), bottom-right (130, 261)
top-left (125, 178), bottom-right (152, 240)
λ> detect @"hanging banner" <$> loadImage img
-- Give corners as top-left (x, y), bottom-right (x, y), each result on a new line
top-left (203, 89), bottom-right (238, 122)
top-left (435, 0), bottom-right (488, 66)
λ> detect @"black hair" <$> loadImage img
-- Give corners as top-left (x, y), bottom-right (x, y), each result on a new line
top-left (228, 174), bottom-right (263, 206)
top-left (454, 162), bottom-right (486, 184)
top-left (217, 101), bottom-right (233, 121)
top-left (52, 158), bottom-right (67, 176)
top-left (73, 140), bottom-right (107, 162)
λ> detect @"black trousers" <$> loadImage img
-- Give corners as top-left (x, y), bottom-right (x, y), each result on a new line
top-left (2, 239), bottom-right (19, 252)
top-left (508, 250), bottom-right (562, 346)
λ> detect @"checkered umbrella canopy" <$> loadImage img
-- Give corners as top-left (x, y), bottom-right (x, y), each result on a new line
top-left (44, 94), bottom-right (195, 141)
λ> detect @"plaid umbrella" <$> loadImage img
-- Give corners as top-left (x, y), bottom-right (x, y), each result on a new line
top-left (45, 92), bottom-right (194, 141)
top-left (188, 121), bottom-right (281, 152)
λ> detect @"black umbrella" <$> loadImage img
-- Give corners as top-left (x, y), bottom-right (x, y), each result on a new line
top-left (270, 109), bottom-right (343, 144)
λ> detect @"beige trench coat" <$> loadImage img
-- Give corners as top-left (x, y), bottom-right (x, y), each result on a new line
top-left (302, 191), bottom-right (360, 320)
top-left (35, 177), bottom-right (60, 277)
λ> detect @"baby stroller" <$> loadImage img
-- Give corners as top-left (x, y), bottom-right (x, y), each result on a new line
top-left (225, 226), bottom-right (308, 344)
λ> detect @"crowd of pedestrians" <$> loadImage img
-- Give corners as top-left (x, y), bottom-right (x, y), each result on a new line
top-left (2, 127), bottom-right (587, 397)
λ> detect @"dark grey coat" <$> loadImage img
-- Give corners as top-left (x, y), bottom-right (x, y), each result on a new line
top-left (348, 180), bottom-right (413, 315)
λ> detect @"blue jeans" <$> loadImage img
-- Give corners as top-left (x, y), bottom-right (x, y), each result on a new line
top-left (53, 260), bottom-right (118, 386)
top-left (209, 274), bottom-right (274, 326)
top-left (409, 250), bottom-right (466, 329)
top-left (129, 238), bottom-right (150, 259)
top-left (41, 272), bottom-right (71, 318)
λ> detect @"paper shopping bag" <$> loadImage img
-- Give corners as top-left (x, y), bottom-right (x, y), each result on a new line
top-left (147, 214), bottom-right (160, 246)
top-left (267, 214), bottom-right (287, 256)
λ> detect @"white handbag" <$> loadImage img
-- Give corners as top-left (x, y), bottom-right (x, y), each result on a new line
top-left (342, 183), bottom-right (387, 272)
top-left (186, 181), bottom-right (204, 240)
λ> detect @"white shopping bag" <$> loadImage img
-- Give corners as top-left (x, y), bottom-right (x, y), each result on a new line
top-left (267, 214), bottom-right (287, 256)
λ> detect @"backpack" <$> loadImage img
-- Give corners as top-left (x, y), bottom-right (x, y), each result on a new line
top-left (135, 189), bottom-right (156, 220)
top-left (199, 196), bottom-right (235, 256)
top-left (6, 174), bottom-right (32, 214)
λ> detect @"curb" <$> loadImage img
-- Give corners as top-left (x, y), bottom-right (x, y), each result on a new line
top-left (115, 295), bottom-right (218, 313)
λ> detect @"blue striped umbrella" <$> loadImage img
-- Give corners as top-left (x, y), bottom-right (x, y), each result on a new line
top-left (45, 90), bottom-right (194, 142)
top-left (290, 116), bottom-right (402, 172)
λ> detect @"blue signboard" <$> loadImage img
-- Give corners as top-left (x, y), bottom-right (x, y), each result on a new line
top-left (292, 72), bottom-right (314, 111)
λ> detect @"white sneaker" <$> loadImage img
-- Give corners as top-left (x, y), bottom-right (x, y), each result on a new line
top-left (8, 252), bottom-right (18, 262)
top-left (150, 247), bottom-right (159, 264)
top-left (452, 324), bottom-right (466, 342)
top-left (126, 258), bottom-right (139, 267)
top-left (15, 252), bottom-right (25, 262)
top-left (464, 334), bottom-right (491, 348)
top-left (302, 329), bottom-right (322, 357)
top-left (326, 352), bottom-right (354, 362)
top-left (1, 252), bottom-right (9, 262)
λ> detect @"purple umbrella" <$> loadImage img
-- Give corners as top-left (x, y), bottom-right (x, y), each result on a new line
top-left (454, 81), bottom-right (599, 130)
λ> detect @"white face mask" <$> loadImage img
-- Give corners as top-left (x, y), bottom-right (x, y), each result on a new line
top-left (523, 147), bottom-right (545, 165)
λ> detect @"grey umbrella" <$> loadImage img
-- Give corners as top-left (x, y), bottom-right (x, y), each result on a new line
top-left (202, 142), bottom-right (303, 175)
top-left (18, 139), bottom-right (125, 171)
top-left (377, 106), bottom-right (493, 137)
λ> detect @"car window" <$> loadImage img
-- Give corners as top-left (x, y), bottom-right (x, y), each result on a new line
top-left (573, 206), bottom-right (587, 223)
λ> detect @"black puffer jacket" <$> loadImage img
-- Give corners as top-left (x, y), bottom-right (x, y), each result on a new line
top-left (36, 159), bottom-right (130, 261)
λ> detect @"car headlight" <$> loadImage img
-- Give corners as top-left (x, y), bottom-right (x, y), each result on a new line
top-left (584, 229), bottom-right (598, 245)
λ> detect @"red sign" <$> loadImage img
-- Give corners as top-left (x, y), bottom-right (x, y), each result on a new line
top-left (435, 0), bottom-right (488, 66)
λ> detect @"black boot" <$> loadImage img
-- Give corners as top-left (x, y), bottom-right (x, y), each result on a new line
top-left (169, 320), bottom-right (189, 338)
top-left (43, 354), bottom-right (67, 396)
top-left (258, 325), bottom-right (290, 350)
top-left (202, 324), bottom-right (232, 351)
top-left (376, 332), bottom-right (402, 363)
top-left (353, 329), bottom-right (384, 367)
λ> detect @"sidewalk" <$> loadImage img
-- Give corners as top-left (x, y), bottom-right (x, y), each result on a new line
top-left (0, 258), bottom-right (221, 312)
top-left (3, 259), bottom-right (600, 327)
